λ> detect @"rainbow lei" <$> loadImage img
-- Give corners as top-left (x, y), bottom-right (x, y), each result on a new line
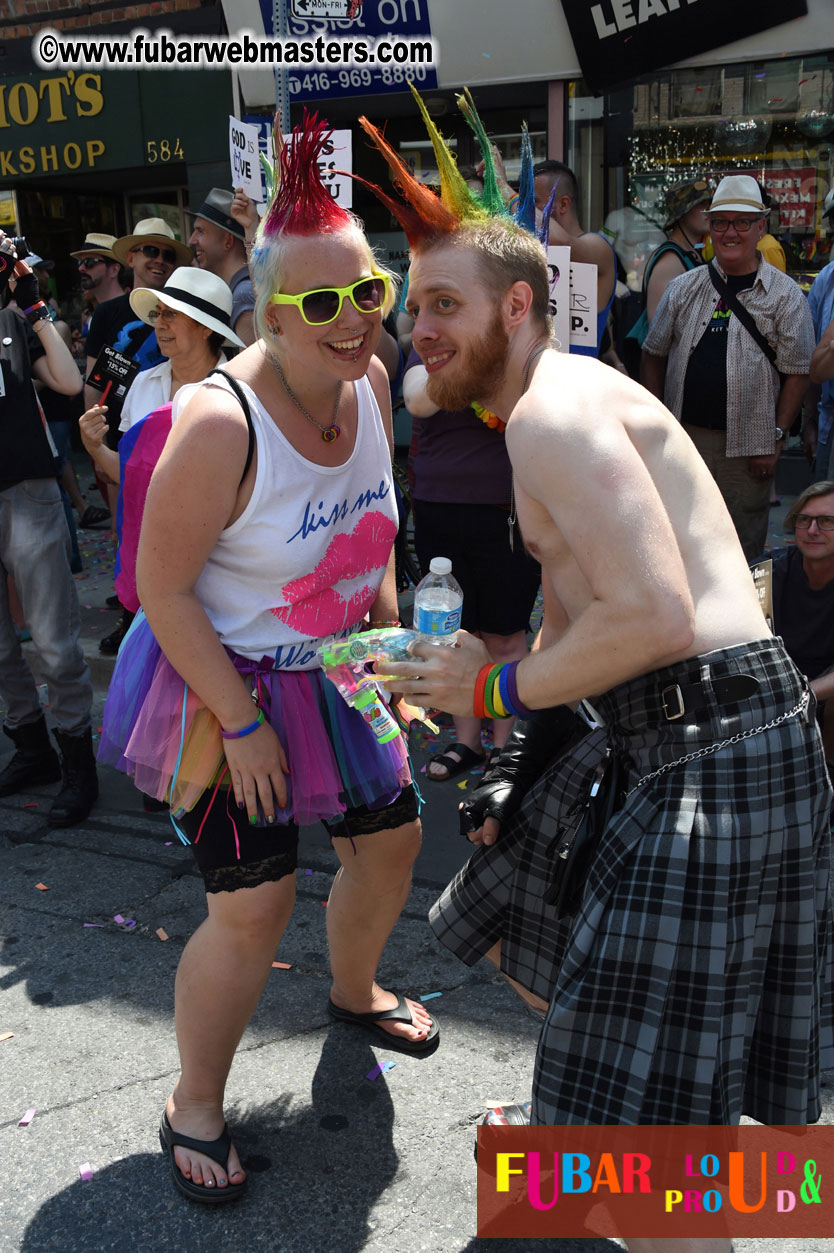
top-left (471, 401), bottom-right (506, 433)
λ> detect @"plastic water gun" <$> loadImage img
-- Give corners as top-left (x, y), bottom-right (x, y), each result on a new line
top-left (317, 628), bottom-right (437, 739)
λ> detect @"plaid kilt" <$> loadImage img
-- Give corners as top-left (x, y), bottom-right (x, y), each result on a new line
top-left (429, 638), bottom-right (833, 1125)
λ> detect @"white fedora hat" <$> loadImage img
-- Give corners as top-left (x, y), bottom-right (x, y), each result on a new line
top-left (70, 232), bottom-right (118, 261)
top-left (707, 175), bottom-right (767, 216)
top-left (129, 269), bottom-right (245, 348)
top-left (112, 218), bottom-right (192, 267)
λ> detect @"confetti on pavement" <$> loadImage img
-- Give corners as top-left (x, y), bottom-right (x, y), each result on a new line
top-left (365, 1060), bottom-right (396, 1081)
top-left (420, 992), bottom-right (442, 1002)
top-left (155, 927), bottom-right (169, 941)
top-left (272, 961), bottom-right (292, 970)
top-left (78, 1163), bottom-right (94, 1182)
top-left (35, 883), bottom-right (49, 891)
top-left (0, 1032), bottom-right (14, 1042)
top-left (18, 1109), bottom-right (36, 1127)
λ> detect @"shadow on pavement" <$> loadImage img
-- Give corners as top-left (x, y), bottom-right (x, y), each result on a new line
top-left (19, 1031), bottom-right (399, 1253)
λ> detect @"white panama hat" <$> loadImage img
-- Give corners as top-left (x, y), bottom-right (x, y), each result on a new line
top-left (707, 175), bottom-right (767, 216)
top-left (129, 268), bottom-right (245, 348)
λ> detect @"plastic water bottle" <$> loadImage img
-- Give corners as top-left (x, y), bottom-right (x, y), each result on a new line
top-left (413, 557), bottom-right (463, 646)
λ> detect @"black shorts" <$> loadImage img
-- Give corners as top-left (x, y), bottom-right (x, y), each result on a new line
top-left (412, 500), bottom-right (540, 636)
top-left (176, 785), bottom-right (419, 894)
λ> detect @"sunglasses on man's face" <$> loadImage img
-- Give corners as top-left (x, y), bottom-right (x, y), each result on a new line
top-left (269, 274), bottom-right (390, 325)
top-left (132, 243), bottom-right (178, 266)
top-left (77, 257), bottom-right (107, 270)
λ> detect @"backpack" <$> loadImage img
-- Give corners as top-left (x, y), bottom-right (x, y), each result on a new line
top-left (625, 241), bottom-right (699, 346)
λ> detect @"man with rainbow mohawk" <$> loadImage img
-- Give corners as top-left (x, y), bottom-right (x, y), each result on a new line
top-left (372, 91), bottom-right (833, 1238)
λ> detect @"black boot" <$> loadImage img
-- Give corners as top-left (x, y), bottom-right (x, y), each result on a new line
top-left (0, 716), bottom-right (62, 797)
top-left (48, 728), bottom-right (99, 828)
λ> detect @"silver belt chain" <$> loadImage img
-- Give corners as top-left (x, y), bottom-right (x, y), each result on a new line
top-left (624, 690), bottom-right (810, 798)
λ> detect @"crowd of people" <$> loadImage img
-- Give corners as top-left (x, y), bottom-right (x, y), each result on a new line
top-left (1, 94), bottom-right (833, 1249)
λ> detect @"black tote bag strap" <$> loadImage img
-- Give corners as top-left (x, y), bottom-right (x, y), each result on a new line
top-left (707, 261), bottom-right (778, 368)
top-left (207, 367), bottom-right (255, 484)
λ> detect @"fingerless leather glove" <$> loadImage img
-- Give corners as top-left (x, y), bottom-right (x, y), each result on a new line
top-left (458, 704), bottom-right (584, 838)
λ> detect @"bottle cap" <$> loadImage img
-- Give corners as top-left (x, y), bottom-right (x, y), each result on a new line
top-left (429, 557), bottom-right (452, 576)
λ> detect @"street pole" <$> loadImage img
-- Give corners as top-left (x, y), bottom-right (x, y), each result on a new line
top-left (274, 0), bottom-right (292, 130)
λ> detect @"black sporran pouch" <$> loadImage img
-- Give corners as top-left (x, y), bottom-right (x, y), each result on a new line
top-left (542, 746), bottom-right (623, 920)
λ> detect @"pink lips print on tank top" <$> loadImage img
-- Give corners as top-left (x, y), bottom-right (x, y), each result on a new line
top-left (269, 510), bottom-right (398, 637)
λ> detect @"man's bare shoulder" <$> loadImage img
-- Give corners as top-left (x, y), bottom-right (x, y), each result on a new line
top-left (508, 352), bottom-right (663, 450)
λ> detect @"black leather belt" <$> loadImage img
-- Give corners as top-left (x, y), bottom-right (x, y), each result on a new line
top-left (659, 673), bottom-right (760, 721)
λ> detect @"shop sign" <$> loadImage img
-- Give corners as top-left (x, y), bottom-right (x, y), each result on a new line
top-left (761, 167), bottom-right (817, 230)
top-left (0, 69), bottom-right (231, 181)
top-left (258, 0), bottom-right (438, 100)
top-left (559, 0), bottom-right (809, 94)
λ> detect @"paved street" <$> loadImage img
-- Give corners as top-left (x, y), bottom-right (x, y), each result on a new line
top-left (1, 450), bottom-right (832, 1252)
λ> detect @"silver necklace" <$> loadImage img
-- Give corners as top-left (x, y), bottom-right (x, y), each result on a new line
top-left (508, 342), bottom-right (549, 551)
top-left (267, 349), bottom-right (343, 443)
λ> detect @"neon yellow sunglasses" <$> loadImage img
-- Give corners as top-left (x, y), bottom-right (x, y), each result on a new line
top-left (269, 273), bottom-right (390, 325)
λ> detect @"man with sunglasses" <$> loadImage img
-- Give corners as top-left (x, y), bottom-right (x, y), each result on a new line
top-left (70, 232), bottom-right (125, 314)
top-left (84, 218), bottom-right (191, 416)
top-left (642, 174), bottom-right (814, 561)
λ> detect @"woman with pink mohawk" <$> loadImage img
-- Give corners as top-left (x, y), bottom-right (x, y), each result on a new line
top-left (99, 112), bottom-right (436, 1204)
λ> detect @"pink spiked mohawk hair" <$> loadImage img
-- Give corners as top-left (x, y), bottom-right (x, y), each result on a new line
top-left (261, 109), bottom-right (352, 238)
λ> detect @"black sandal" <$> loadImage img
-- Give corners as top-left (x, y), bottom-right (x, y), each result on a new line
top-left (78, 504), bottom-right (110, 528)
top-left (159, 1109), bottom-right (247, 1205)
top-left (426, 742), bottom-right (485, 782)
top-left (327, 994), bottom-right (440, 1054)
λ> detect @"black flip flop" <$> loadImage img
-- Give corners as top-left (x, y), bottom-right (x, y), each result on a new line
top-left (327, 994), bottom-right (440, 1054)
top-left (159, 1109), bottom-right (247, 1204)
top-left (426, 742), bottom-right (485, 782)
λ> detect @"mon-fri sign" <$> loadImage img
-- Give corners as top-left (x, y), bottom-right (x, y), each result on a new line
top-left (547, 247), bottom-right (598, 352)
top-left (560, 0), bottom-right (808, 94)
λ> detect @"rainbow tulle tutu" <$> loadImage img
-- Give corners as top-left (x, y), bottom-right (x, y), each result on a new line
top-left (98, 611), bottom-right (411, 827)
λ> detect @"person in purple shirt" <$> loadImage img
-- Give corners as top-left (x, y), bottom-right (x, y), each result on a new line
top-left (403, 349), bottom-right (540, 780)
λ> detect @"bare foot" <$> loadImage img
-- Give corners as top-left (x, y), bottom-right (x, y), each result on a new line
top-left (330, 982), bottom-right (434, 1044)
top-left (165, 1092), bottom-right (245, 1192)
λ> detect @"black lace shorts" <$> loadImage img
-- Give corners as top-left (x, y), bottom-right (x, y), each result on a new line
top-left (176, 785), bottom-right (419, 895)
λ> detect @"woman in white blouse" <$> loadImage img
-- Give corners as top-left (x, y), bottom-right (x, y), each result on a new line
top-left (79, 269), bottom-right (244, 480)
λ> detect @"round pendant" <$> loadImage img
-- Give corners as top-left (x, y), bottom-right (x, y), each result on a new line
top-left (322, 424), bottom-right (340, 443)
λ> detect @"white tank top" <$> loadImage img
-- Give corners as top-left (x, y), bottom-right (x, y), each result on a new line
top-left (172, 373), bottom-right (398, 668)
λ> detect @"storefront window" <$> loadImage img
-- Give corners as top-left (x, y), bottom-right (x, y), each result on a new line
top-left (568, 54), bottom-right (834, 288)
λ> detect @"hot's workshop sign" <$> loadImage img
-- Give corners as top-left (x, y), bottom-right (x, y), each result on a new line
top-left (559, 0), bottom-right (809, 94)
top-left (0, 69), bottom-right (232, 179)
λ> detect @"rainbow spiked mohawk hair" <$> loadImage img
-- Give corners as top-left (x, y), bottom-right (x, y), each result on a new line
top-left (353, 84), bottom-right (537, 246)
top-left (260, 109), bottom-right (352, 238)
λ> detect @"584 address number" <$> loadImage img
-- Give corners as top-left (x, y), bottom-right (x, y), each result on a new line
top-left (146, 138), bottom-right (185, 164)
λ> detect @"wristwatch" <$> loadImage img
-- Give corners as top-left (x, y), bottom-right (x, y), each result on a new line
top-left (774, 426), bottom-right (785, 441)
